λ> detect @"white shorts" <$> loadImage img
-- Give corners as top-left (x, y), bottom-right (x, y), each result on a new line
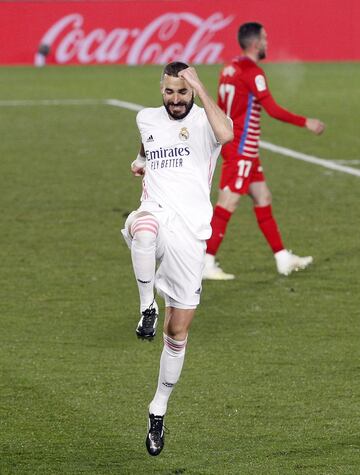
top-left (121, 201), bottom-right (205, 308)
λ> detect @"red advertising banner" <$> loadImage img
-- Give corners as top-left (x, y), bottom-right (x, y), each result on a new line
top-left (0, 0), bottom-right (359, 65)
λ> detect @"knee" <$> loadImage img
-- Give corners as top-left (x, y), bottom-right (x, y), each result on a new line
top-left (253, 190), bottom-right (272, 207)
top-left (217, 190), bottom-right (240, 213)
top-left (166, 327), bottom-right (188, 341)
top-left (220, 201), bottom-right (238, 214)
top-left (130, 215), bottom-right (159, 247)
top-left (165, 316), bottom-right (191, 341)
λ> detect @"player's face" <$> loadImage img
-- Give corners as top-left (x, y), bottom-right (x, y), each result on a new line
top-left (161, 75), bottom-right (194, 120)
top-left (258, 28), bottom-right (268, 60)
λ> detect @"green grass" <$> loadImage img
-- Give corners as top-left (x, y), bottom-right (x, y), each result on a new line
top-left (1, 63), bottom-right (360, 474)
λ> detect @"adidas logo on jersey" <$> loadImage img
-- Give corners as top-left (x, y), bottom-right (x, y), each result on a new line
top-left (146, 135), bottom-right (154, 142)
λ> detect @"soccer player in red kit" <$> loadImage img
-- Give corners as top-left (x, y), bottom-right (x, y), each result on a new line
top-left (203, 22), bottom-right (325, 279)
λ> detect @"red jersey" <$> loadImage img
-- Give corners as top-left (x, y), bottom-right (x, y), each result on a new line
top-left (218, 56), bottom-right (306, 159)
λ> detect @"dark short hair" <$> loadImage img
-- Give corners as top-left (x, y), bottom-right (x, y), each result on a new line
top-left (161, 61), bottom-right (189, 81)
top-left (238, 22), bottom-right (263, 50)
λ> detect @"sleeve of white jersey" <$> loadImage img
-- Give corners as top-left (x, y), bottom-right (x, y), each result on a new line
top-left (136, 109), bottom-right (144, 133)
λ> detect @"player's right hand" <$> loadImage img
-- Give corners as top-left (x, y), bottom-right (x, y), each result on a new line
top-left (306, 118), bottom-right (325, 135)
top-left (131, 154), bottom-right (146, 176)
top-left (131, 163), bottom-right (145, 176)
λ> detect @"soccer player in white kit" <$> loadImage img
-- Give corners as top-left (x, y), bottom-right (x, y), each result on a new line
top-left (121, 62), bottom-right (233, 456)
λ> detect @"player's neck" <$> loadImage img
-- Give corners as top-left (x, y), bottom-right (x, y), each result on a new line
top-left (244, 51), bottom-right (259, 64)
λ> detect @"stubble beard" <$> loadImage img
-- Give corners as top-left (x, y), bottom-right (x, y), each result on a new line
top-left (164, 96), bottom-right (194, 120)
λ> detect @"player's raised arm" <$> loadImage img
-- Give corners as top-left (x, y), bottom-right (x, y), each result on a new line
top-left (178, 67), bottom-right (233, 145)
top-left (131, 143), bottom-right (146, 176)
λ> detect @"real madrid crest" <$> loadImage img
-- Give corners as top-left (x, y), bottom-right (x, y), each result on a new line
top-left (179, 127), bottom-right (189, 141)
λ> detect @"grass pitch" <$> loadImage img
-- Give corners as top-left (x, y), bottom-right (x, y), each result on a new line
top-left (1, 63), bottom-right (360, 474)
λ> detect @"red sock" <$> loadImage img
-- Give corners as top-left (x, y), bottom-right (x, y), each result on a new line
top-left (254, 205), bottom-right (284, 254)
top-left (206, 206), bottom-right (232, 256)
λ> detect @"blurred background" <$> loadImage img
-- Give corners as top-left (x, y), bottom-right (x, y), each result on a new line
top-left (1, 0), bottom-right (359, 66)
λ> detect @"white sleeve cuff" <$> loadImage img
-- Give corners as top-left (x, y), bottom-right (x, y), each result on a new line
top-left (131, 154), bottom-right (146, 169)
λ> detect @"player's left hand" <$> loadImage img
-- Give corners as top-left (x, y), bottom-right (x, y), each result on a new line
top-left (178, 67), bottom-right (203, 95)
top-left (306, 118), bottom-right (325, 135)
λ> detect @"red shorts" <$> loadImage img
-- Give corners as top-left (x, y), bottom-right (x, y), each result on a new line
top-left (219, 153), bottom-right (265, 195)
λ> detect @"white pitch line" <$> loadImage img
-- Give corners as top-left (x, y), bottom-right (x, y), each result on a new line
top-left (334, 159), bottom-right (360, 165)
top-left (104, 99), bottom-right (360, 178)
top-left (105, 98), bottom-right (143, 112)
top-left (260, 140), bottom-right (360, 177)
top-left (1, 97), bottom-right (359, 178)
top-left (0, 99), bottom-right (105, 106)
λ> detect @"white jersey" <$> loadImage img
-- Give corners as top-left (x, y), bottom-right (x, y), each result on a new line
top-left (136, 104), bottom-right (222, 240)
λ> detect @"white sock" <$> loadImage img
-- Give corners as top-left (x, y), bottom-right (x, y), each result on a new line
top-left (130, 216), bottom-right (159, 312)
top-left (204, 253), bottom-right (215, 266)
top-left (149, 333), bottom-right (187, 416)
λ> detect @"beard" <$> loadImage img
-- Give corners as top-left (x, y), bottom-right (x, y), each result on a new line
top-left (164, 95), bottom-right (194, 120)
top-left (258, 48), bottom-right (267, 60)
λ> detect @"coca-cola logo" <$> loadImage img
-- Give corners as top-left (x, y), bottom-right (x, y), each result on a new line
top-left (36, 12), bottom-right (234, 65)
